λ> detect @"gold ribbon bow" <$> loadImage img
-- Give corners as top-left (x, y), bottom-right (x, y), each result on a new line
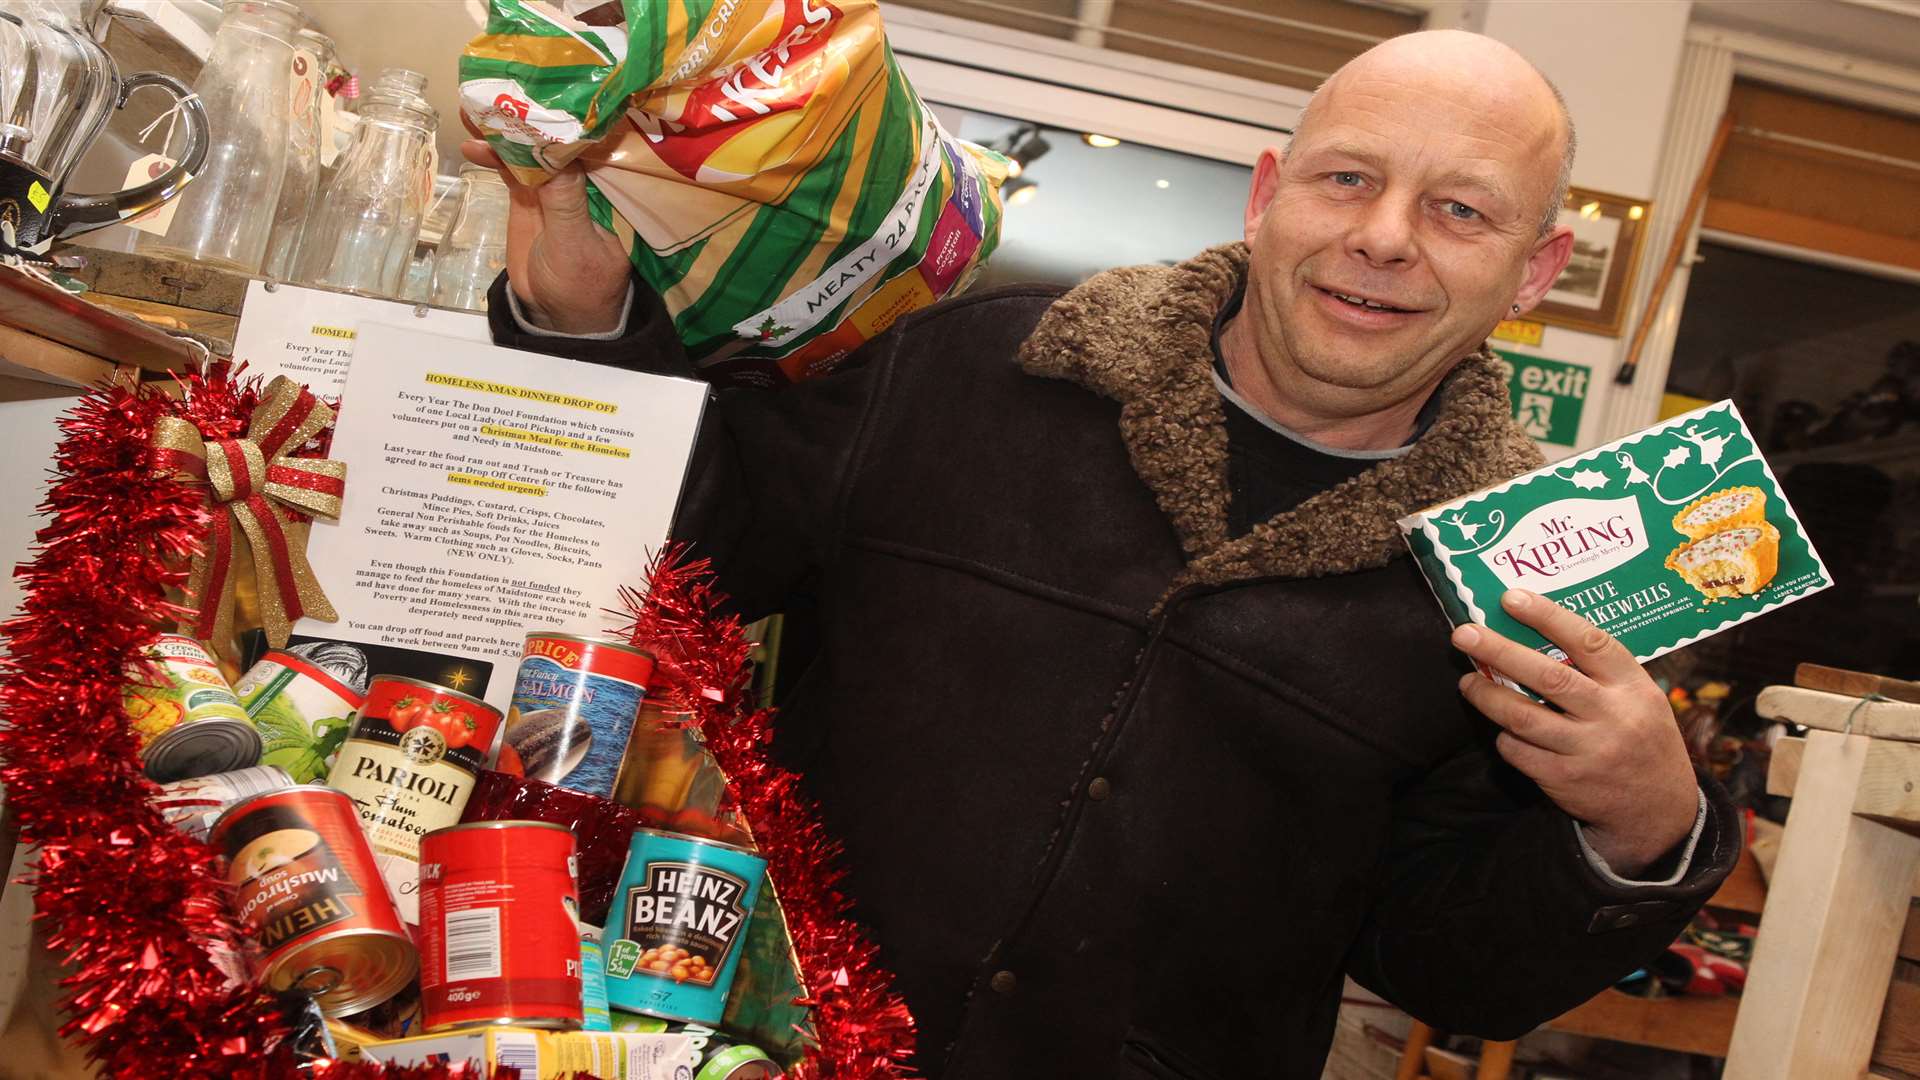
top-left (151, 376), bottom-right (347, 654)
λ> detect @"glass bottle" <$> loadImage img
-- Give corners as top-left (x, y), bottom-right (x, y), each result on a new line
top-left (401, 247), bottom-right (436, 303)
top-left (136, 0), bottom-right (303, 273)
top-left (261, 27), bottom-right (336, 280)
top-left (430, 164), bottom-right (510, 312)
top-left (290, 68), bottom-right (438, 297)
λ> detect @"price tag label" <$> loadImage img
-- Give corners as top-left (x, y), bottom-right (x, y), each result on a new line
top-left (122, 154), bottom-right (179, 237)
top-left (320, 78), bottom-right (340, 167)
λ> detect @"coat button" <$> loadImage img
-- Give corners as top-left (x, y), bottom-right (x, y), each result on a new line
top-left (990, 970), bottom-right (1017, 995)
top-left (1087, 777), bottom-right (1112, 801)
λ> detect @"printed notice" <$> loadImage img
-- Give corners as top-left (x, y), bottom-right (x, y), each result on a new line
top-left (295, 322), bottom-right (707, 711)
top-left (231, 280), bottom-right (491, 402)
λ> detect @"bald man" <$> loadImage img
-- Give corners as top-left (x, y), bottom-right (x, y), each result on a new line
top-left (481, 29), bottom-right (1737, 1079)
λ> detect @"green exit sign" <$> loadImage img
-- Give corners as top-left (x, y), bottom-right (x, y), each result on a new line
top-left (1494, 349), bottom-right (1590, 446)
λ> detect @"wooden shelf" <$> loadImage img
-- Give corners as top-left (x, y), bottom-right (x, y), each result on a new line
top-left (1549, 989), bottom-right (1744, 1058)
top-left (0, 263), bottom-right (204, 381)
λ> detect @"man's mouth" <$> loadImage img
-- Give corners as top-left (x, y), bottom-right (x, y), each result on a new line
top-left (1316, 285), bottom-right (1416, 314)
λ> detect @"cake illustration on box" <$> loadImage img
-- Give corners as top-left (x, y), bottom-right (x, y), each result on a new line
top-left (1400, 401), bottom-right (1832, 691)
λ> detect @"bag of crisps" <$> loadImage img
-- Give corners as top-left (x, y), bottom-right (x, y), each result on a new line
top-left (460, 0), bottom-right (1008, 386)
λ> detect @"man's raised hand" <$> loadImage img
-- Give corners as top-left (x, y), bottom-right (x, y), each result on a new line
top-left (1450, 588), bottom-right (1699, 876)
top-left (459, 126), bottom-right (630, 335)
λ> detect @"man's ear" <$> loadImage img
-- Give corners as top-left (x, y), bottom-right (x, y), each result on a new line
top-left (1513, 224), bottom-right (1575, 314)
top-left (1244, 146), bottom-right (1285, 244)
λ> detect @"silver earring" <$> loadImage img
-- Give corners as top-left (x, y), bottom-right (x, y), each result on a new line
top-left (1511, 304), bottom-right (1521, 314)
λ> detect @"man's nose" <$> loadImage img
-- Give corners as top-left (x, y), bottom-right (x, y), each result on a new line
top-left (1346, 192), bottom-right (1419, 268)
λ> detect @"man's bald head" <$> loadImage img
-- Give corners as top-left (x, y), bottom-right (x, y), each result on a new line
top-left (1287, 30), bottom-right (1575, 237)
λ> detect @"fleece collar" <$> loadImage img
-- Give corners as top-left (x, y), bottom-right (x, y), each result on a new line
top-left (1016, 242), bottom-right (1544, 587)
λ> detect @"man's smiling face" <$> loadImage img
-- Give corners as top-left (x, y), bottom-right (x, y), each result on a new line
top-left (1239, 31), bottom-right (1574, 420)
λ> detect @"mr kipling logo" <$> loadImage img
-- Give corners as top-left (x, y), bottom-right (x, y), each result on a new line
top-left (624, 860), bottom-right (748, 968)
top-left (1481, 497), bottom-right (1647, 591)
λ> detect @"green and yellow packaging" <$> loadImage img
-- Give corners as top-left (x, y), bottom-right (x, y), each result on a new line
top-left (460, 0), bottom-right (1006, 386)
top-left (1400, 400), bottom-right (1831, 685)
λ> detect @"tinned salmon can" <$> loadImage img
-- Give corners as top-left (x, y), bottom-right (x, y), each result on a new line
top-left (418, 821), bottom-right (583, 1031)
top-left (325, 675), bottom-right (503, 924)
top-left (125, 634), bottom-right (264, 782)
top-left (503, 634), bottom-right (654, 798)
top-left (150, 765), bottom-right (293, 842)
top-left (602, 829), bottom-right (765, 1024)
top-left (210, 785), bottom-right (416, 1016)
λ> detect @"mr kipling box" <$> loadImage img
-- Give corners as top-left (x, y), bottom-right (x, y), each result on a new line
top-left (1400, 400), bottom-right (1831, 687)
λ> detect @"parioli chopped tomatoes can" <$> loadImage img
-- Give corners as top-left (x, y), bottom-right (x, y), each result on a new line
top-left (324, 676), bottom-right (503, 925)
top-left (504, 633), bottom-right (654, 799)
top-left (602, 829), bottom-right (765, 1024)
top-left (418, 821), bottom-right (583, 1032)
top-left (210, 785), bottom-right (415, 1016)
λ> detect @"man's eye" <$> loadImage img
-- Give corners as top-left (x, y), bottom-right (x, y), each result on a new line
top-left (1442, 200), bottom-right (1481, 221)
top-left (1330, 171), bottom-right (1365, 187)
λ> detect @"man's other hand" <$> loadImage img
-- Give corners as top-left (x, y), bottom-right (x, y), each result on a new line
top-left (460, 129), bottom-right (631, 335)
top-left (1450, 589), bottom-right (1699, 877)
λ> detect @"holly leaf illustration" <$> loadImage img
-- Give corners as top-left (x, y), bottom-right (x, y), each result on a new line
top-left (755, 316), bottom-right (791, 341)
top-left (1567, 467), bottom-right (1608, 491)
top-left (1663, 445), bottom-right (1691, 469)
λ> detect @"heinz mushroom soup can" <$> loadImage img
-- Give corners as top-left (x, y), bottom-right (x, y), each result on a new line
top-left (503, 634), bottom-right (654, 798)
top-left (418, 821), bottom-right (583, 1032)
top-left (210, 785), bottom-right (416, 1016)
top-left (602, 829), bottom-right (765, 1024)
top-left (324, 675), bottom-right (503, 924)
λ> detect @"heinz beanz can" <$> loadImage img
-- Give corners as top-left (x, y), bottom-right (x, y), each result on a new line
top-left (151, 765), bottom-right (292, 842)
top-left (419, 821), bottom-right (583, 1031)
top-left (210, 785), bottom-right (416, 1016)
top-left (503, 634), bottom-right (654, 798)
top-left (325, 675), bottom-right (503, 924)
top-left (126, 634), bottom-right (263, 782)
top-left (602, 829), bottom-right (765, 1024)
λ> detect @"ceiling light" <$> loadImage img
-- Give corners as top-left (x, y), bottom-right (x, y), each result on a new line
top-left (1004, 176), bottom-right (1038, 207)
top-left (1628, 205), bottom-right (1645, 220)
top-left (1155, 179), bottom-right (1170, 189)
top-left (1005, 157), bottom-right (1023, 179)
top-left (1083, 133), bottom-right (1121, 148)
top-left (1579, 201), bottom-right (1602, 220)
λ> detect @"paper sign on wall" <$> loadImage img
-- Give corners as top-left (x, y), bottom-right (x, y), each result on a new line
top-left (230, 279), bottom-right (490, 402)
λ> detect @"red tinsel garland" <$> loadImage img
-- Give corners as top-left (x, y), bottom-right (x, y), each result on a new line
top-left (617, 553), bottom-right (919, 1080)
top-left (0, 368), bottom-right (518, 1077)
top-left (0, 367), bottom-right (916, 1078)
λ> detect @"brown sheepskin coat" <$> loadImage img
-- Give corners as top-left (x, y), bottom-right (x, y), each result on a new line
top-left (491, 244), bottom-right (1737, 1080)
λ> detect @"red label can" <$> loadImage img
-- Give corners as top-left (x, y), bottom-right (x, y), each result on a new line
top-left (418, 820), bottom-right (583, 1031)
top-left (210, 785), bottom-right (416, 1016)
top-left (326, 675), bottom-right (504, 925)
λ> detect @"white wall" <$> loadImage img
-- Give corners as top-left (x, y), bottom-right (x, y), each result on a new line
top-left (1477, 0), bottom-right (1695, 455)
top-left (0, 398), bottom-right (71, 621)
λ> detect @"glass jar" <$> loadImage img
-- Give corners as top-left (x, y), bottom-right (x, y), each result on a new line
top-left (261, 27), bottom-right (336, 280)
top-left (430, 164), bottom-right (509, 312)
top-left (290, 68), bottom-right (438, 296)
top-left (136, 0), bottom-right (303, 273)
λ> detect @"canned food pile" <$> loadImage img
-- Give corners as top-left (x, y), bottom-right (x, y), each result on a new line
top-left (138, 631), bottom-right (783, 1079)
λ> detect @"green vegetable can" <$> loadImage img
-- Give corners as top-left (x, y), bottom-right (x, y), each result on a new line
top-left (237, 649), bottom-right (367, 783)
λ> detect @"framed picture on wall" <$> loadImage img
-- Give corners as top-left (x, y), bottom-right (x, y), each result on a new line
top-left (1531, 187), bottom-right (1650, 337)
